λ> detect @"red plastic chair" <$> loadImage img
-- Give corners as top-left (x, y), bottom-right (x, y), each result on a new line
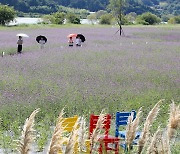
top-left (89, 114), bottom-right (120, 154)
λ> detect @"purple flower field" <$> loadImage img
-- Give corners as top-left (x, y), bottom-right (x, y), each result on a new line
top-left (0, 25), bottom-right (179, 152)
top-left (0, 26), bottom-right (179, 105)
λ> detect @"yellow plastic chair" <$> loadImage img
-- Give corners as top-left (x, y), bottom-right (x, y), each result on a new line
top-left (58, 115), bottom-right (79, 154)
top-left (58, 116), bottom-right (91, 154)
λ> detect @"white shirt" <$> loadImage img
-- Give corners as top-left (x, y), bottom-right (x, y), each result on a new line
top-left (39, 39), bottom-right (46, 45)
top-left (39, 39), bottom-right (46, 49)
top-left (76, 38), bottom-right (82, 46)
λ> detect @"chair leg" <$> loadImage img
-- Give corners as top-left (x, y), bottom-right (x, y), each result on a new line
top-left (115, 142), bottom-right (119, 154)
top-left (99, 141), bottom-right (119, 154)
top-left (98, 143), bottom-right (103, 154)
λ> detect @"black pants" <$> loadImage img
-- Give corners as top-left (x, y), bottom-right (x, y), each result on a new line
top-left (17, 45), bottom-right (22, 54)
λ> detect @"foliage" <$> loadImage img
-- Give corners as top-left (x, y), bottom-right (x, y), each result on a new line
top-left (99, 13), bottom-right (113, 25)
top-left (0, 4), bottom-right (16, 25)
top-left (125, 12), bottom-right (137, 24)
top-left (136, 12), bottom-right (161, 25)
top-left (87, 13), bottom-right (97, 25)
top-left (108, 0), bottom-right (126, 25)
top-left (168, 16), bottom-right (180, 24)
top-left (0, 0), bottom-right (179, 16)
top-left (58, 5), bottom-right (89, 19)
top-left (66, 13), bottom-right (81, 24)
top-left (53, 12), bottom-right (66, 25)
top-left (42, 15), bottom-right (55, 24)
top-left (29, 5), bottom-right (58, 14)
top-left (95, 10), bottom-right (108, 19)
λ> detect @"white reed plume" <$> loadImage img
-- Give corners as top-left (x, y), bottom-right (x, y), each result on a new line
top-left (147, 127), bottom-right (161, 154)
top-left (167, 100), bottom-right (180, 140)
top-left (17, 108), bottom-right (40, 154)
top-left (138, 100), bottom-right (162, 154)
top-left (126, 108), bottom-right (142, 151)
top-left (48, 109), bottom-right (65, 154)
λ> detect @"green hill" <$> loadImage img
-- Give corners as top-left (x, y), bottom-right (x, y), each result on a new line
top-left (0, 0), bottom-right (179, 15)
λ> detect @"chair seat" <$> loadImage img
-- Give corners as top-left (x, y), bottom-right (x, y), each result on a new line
top-left (119, 131), bottom-right (141, 140)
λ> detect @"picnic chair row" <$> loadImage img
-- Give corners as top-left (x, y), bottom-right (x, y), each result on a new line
top-left (58, 110), bottom-right (140, 154)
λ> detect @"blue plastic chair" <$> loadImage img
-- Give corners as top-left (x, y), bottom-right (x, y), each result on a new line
top-left (115, 110), bottom-right (141, 148)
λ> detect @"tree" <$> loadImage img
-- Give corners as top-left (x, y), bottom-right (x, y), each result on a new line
top-left (66, 13), bottom-right (81, 24)
top-left (168, 16), bottom-right (180, 24)
top-left (87, 13), bottom-right (97, 25)
top-left (108, 0), bottom-right (127, 36)
top-left (99, 13), bottom-right (113, 25)
top-left (96, 10), bottom-right (108, 19)
top-left (0, 4), bottom-right (16, 25)
top-left (53, 12), bottom-right (66, 24)
top-left (136, 12), bottom-right (161, 25)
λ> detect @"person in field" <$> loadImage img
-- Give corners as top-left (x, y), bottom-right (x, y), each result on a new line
top-left (68, 37), bottom-right (73, 47)
top-left (76, 36), bottom-right (82, 47)
top-left (17, 36), bottom-right (23, 54)
top-left (39, 37), bottom-right (46, 49)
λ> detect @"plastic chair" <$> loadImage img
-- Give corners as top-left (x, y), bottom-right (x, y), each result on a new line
top-left (59, 116), bottom-right (90, 154)
top-left (57, 115), bottom-right (79, 154)
top-left (89, 114), bottom-right (120, 154)
top-left (115, 110), bottom-right (141, 149)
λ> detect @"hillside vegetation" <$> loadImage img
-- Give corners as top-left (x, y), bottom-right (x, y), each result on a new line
top-left (0, 0), bottom-right (179, 15)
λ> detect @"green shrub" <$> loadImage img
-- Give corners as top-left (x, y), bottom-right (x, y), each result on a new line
top-left (87, 13), bottom-right (97, 25)
top-left (136, 12), bottom-right (161, 25)
top-left (66, 13), bottom-right (81, 24)
top-left (168, 16), bottom-right (180, 24)
top-left (42, 15), bottom-right (55, 24)
top-left (53, 12), bottom-right (66, 25)
top-left (99, 13), bottom-right (113, 25)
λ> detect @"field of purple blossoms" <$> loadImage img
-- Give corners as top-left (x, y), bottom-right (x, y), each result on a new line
top-left (0, 25), bottom-right (179, 152)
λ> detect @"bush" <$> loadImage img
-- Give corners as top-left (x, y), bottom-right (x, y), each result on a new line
top-left (42, 15), bottom-right (55, 24)
top-left (53, 12), bottom-right (66, 25)
top-left (87, 13), bottom-right (97, 25)
top-left (66, 13), bottom-right (81, 24)
top-left (168, 16), bottom-right (180, 24)
top-left (125, 12), bottom-right (137, 24)
top-left (136, 12), bottom-right (161, 25)
top-left (0, 4), bottom-right (16, 25)
top-left (99, 14), bottom-right (113, 25)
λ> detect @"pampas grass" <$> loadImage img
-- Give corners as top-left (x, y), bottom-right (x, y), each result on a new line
top-left (78, 117), bottom-right (89, 152)
top-left (138, 100), bottom-right (162, 154)
top-left (146, 127), bottom-right (161, 154)
top-left (158, 133), bottom-right (170, 154)
top-left (13, 100), bottom-right (179, 154)
top-left (17, 108), bottom-right (40, 154)
top-left (90, 110), bottom-right (105, 153)
top-left (65, 119), bottom-right (79, 154)
top-left (48, 109), bottom-right (65, 154)
top-left (125, 108), bottom-right (142, 151)
top-left (167, 100), bottom-right (180, 140)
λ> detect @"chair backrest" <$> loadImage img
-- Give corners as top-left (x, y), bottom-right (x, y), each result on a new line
top-left (62, 115), bottom-right (78, 132)
top-left (115, 110), bottom-right (136, 137)
top-left (89, 114), bottom-right (111, 138)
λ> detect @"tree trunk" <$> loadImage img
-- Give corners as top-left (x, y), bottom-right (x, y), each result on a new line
top-left (120, 25), bottom-right (122, 36)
